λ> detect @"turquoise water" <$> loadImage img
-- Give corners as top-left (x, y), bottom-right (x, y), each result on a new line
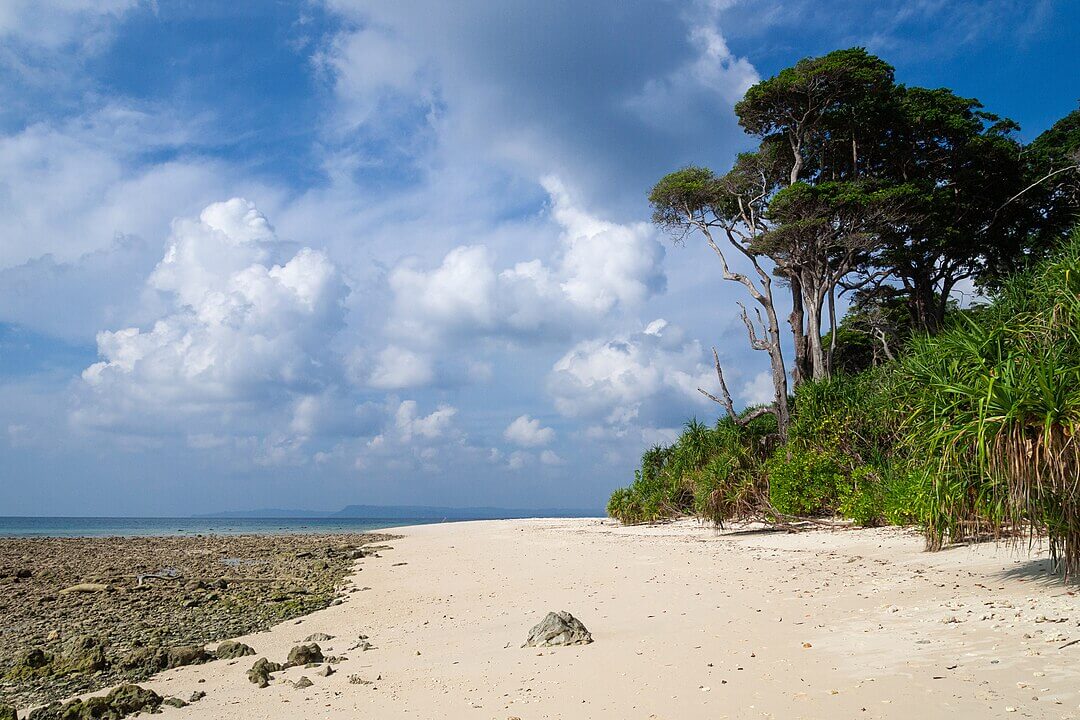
top-left (0, 517), bottom-right (439, 538)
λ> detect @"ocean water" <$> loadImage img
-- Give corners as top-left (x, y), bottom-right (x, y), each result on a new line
top-left (0, 517), bottom-right (440, 538)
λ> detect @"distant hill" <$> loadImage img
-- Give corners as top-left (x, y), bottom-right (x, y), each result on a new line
top-left (198, 504), bottom-right (602, 520)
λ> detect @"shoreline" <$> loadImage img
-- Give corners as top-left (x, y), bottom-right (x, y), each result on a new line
top-left (9, 517), bottom-right (1080, 718)
top-left (0, 532), bottom-right (398, 709)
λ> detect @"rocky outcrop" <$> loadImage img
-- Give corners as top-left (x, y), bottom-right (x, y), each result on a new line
top-left (522, 611), bottom-right (593, 647)
top-left (26, 684), bottom-right (160, 720)
top-left (213, 640), bottom-right (255, 659)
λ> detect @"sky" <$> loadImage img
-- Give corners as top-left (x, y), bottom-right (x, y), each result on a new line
top-left (0, 0), bottom-right (1077, 516)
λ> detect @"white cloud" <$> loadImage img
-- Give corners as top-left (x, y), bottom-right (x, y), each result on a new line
top-left (503, 414), bottom-right (555, 447)
top-left (76, 199), bottom-right (348, 435)
top-left (386, 178), bottom-right (664, 344)
top-left (394, 400), bottom-right (457, 442)
top-left (368, 346), bottom-right (435, 389)
top-left (539, 449), bottom-right (563, 466)
top-left (740, 371), bottom-right (775, 407)
top-left (548, 319), bottom-right (713, 425)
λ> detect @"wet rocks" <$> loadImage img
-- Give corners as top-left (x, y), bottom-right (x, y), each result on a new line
top-left (27, 684), bottom-right (160, 720)
top-left (286, 643), bottom-right (323, 667)
top-left (57, 636), bottom-right (107, 674)
top-left (522, 611), bottom-right (593, 647)
top-left (213, 640), bottom-right (255, 659)
top-left (0, 531), bottom-right (398, 708)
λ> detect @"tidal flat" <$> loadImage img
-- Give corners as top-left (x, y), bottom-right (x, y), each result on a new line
top-left (0, 532), bottom-right (397, 708)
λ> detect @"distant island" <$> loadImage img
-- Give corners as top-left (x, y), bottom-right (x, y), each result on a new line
top-left (196, 504), bottom-right (603, 520)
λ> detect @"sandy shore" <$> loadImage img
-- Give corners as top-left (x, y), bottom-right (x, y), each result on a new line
top-left (37, 518), bottom-right (1080, 719)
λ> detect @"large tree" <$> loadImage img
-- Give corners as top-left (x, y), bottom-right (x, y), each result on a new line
top-left (649, 165), bottom-right (792, 440)
top-left (872, 86), bottom-right (1026, 331)
top-left (733, 48), bottom-right (899, 381)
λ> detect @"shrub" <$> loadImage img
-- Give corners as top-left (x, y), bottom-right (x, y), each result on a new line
top-left (766, 448), bottom-right (845, 517)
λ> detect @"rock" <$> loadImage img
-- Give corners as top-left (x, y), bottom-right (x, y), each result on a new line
top-left (522, 611), bottom-right (593, 647)
top-left (0, 704), bottom-right (16, 720)
top-left (213, 640), bottom-right (255, 659)
top-left (17, 648), bottom-right (50, 671)
top-left (303, 632), bottom-right (334, 642)
top-left (188, 691), bottom-right (206, 703)
top-left (162, 697), bottom-right (188, 708)
top-left (15, 569), bottom-right (32, 579)
top-left (165, 645), bottom-right (210, 669)
top-left (286, 643), bottom-right (323, 667)
top-left (28, 684), bottom-right (161, 720)
top-left (59, 635), bottom-right (108, 673)
top-left (293, 676), bottom-right (313, 689)
top-left (247, 658), bottom-right (283, 688)
top-left (57, 583), bottom-right (109, 595)
top-left (318, 664), bottom-right (335, 677)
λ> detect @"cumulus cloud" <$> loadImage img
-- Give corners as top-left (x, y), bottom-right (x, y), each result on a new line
top-left (386, 178), bottom-right (665, 346)
top-left (368, 346), bottom-right (435, 389)
top-left (76, 199), bottom-right (348, 435)
top-left (503, 414), bottom-right (555, 447)
top-left (394, 400), bottom-right (457, 442)
top-left (548, 319), bottom-right (713, 426)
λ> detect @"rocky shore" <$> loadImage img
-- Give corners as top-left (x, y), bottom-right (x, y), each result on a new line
top-left (0, 532), bottom-right (397, 709)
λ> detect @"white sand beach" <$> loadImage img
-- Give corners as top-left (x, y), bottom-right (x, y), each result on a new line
top-left (96, 519), bottom-right (1079, 719)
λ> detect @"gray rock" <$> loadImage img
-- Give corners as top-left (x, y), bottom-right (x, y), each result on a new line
top-left (188, 691), bottom-right (206, 703)
top-left (293, 676), bottom-right (313, 689)
top-left (303, 632), bottom-right (334, 642)
top-left (522, 611), bottom-right (593, 647)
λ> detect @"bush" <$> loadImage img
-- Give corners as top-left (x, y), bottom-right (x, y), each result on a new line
top-left (767, 448), bottom-right (845, 516)
top-left (607, 412), bottom-right (775, 525)
top-left (897, 231), bottom-right (1080, 574)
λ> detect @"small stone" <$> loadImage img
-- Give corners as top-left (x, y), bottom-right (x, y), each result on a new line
top-left (162, 697), bottom-right (188, 708)
top-left (319, 665), bottom-right (335, 677)
top-left (188, 691), bottom-right (206, 703)
top-left (293, 676), bottom-right (314, 689)
top-left (304, 633), bottom-right (334, 642)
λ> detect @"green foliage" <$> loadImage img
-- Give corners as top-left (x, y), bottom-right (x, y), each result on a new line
top-left (767, 448), bottom-right (845, 516)
top-left (897, 231), bottom-right (1080, 573)
top-left (606, 413), bottom-right (775, 525)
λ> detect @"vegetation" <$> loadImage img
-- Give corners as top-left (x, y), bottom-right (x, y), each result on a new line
top-left (610, 47), bottom-right (1080, 577)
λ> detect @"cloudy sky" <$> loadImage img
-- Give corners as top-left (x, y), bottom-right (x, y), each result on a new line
top-left (1, 1), bottom-right (1076, 515)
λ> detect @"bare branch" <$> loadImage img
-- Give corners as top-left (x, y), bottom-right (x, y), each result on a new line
top-left (698, 347), bottom-right (775, 427)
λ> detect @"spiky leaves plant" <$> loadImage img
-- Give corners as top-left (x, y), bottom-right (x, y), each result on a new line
top-left (900, 233), bottom-right (1080, 575)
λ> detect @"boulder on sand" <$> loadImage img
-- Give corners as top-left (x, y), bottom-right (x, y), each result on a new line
top-left (247, 658), bottom-right (283, 688)
top-left (285, 643), bottom-right (323, 666)
top-left (522, 611), bottom-right (593, 647)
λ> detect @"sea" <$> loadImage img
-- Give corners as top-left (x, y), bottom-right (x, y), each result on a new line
top-left (0, 517), bottom-right (440, 538)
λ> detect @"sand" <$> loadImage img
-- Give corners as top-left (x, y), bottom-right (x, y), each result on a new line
top-left (63, 518), bottom-right (1080, 719)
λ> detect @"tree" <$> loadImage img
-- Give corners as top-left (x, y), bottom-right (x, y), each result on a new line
top-left (734, 48), bottom-right (898, 381)
top-left (873, 86), bottom-right (1026, 331)
top-left (649, 166), bottom-right (792, 440)
top-left (1018, 107), bottom-right (1080, 260)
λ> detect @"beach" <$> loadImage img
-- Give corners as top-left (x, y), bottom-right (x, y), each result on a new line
top-left (10, 517), bottom-right (1078, 719)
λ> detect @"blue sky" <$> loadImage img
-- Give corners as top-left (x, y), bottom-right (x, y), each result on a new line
top-left (0, 0), bottom-right (1077, 515)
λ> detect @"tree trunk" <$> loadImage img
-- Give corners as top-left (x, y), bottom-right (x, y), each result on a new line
top-left (788, 278), bottom-right (809, 386)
